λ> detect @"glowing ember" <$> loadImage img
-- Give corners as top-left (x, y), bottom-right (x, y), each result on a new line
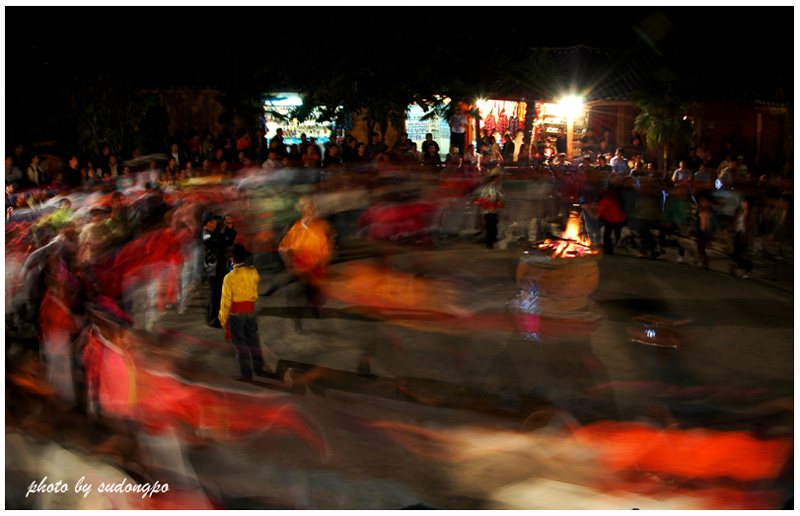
top-left (537, 212), bottom-right (597, 258)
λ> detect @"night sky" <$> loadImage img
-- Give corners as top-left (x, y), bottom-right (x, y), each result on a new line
top-left (4, 6), bottom-right (794, 142)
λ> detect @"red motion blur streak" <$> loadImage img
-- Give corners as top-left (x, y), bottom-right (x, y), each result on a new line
top-left (572, 421), bottom-right (792, 509)
top-left (81, 328), bottom-right (328, 461)
top-left (370, 418), bottom-right (791, 509)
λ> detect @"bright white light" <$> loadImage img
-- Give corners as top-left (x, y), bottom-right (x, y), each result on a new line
top-left (558, 95), bottom-right (584, 119)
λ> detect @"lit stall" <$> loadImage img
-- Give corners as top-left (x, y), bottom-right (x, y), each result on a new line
top-left (532, 100), bottom-right (588, 159)
top-left (264, 92), bottom-right (341, 146)
top-left (476, 99), bottom-right (528, 161)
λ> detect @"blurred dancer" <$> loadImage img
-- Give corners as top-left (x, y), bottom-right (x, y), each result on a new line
top-left (475, 171), bottom-right (505, 249)
top-left (279, 197), bottom-right (335, 334)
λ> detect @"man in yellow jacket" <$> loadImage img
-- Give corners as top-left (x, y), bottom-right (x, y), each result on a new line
top-left (219, 243), bottom-right (268, 382)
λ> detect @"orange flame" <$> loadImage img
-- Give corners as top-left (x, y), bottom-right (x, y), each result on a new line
top-left (549, 212), bottom-right (592, 257)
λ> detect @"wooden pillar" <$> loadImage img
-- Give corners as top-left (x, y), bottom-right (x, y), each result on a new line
top-left (475, 109), bottom-right (481, 147)
top-left (567, 116), bottom-right (575, 159)
top-left (755, 112), bottom-right (763, 168)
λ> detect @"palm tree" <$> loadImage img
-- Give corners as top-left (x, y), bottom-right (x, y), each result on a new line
top-left (633, 94), bottom-right (695, 173)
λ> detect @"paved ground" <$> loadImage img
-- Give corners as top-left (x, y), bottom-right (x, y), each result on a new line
top-left (7, 236), bottom-right (794, 509)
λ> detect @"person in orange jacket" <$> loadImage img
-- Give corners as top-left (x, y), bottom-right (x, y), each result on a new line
top-left (279, 197), bottom-right (335, 333)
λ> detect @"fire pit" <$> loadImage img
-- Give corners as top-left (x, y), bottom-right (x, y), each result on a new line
top-left (517, 212), bottom-right (602, 313)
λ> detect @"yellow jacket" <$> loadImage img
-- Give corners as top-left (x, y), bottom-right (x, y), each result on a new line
top-left (278, 217), bottom-right (334, 276)
top-left (218, 265), bottom-right (259, 327)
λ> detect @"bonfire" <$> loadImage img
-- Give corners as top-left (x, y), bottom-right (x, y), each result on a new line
top-left (533, 211), bottom-right (599, 259)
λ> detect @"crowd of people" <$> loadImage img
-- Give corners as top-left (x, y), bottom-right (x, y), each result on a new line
top-left (4, 125), bottom-right (794, 383)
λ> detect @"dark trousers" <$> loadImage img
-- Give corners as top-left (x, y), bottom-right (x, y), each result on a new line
top-left (602, 221), bottom-right (622, 255)
top-left (733, 232), bottom-right (753, 273)
top-left (450, 132), bottom-right (466, 155)
top-left (696, 232), bottom-right (711, 269)
top-left (207, 275), bottom-right (224, 326)
top-left (484, 212), bottom-right (499, 249)
top-left (228, 313), bottom-right (263, 380)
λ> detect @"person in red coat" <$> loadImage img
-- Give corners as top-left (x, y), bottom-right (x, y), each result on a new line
top-left (596, 186), bottom-right (627, 255)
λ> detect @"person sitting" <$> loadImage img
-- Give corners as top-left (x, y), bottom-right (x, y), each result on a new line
top-left (444, 145), bottom-right (462, 169)
top-left (420, 133), bottom-right (440, 155)
top-left (391, 132), bottom-right (412, 158)
top-left (365, 132), bottom-right (389, 158)
top-left (422, 144), bottom-right (443, 171)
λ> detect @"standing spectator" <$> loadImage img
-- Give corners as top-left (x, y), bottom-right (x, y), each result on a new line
top-left (342, 137), bottom-right (359, 163)
top-left (168, 142), bottom-right (185, 168)
top-left (188, 133), bottom-right (203, 163)
top-left (106, 155), bottom-right (122, 179)
top-left (685, 147), bottom-right (704, 171)
top-left (202, 211), bottom-right (236, 328)
top-left (581, 127), bottom-right (598, 152)
top-left (95, 144), bottom-right (112, 174)
top-left (448, 105), bottom-right (468, 155)
top-left (270, 128), bottom-right (287, 156)
top-left (82, 159), bottom-right (100, 187)
top-left (597, 138), bottom-right (614, 158)
top-left (696, 140), bottom-right (712, 165)
top-left (601, 128), bottom-right (616, 149)
top-left (63, 155), bottom-right (82, 188)
top-left (490, 136), bottom-right (503, 165)
top-left (218, 243), bottom-right (268, 382)
top-left (298, 133), bottom-right (310, 156)
top-left (5, 155), bottom-right (24, 191)
top-left (694, 192), bottom-right (720, 270)
top-left (479, 128), bottom-right (493, 148)
top-left (555, 128), bottom-right (567, 155)
top-left (202, 132), bottom-right (216, 160)
top-left (11, 143), bottom-right (28, 175)
top-left (501, 133), bottom-right (516, 163)
top-left (221, 136), bottom-right (237, 162)
top-left (731, 196), bottom-right (757, 278)
top-left (671, 160), bottom-right (692, 186)
top-left (735, 155), bottom-right (749, 179)
top-left (26, 154), bottom-right (47, 187)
